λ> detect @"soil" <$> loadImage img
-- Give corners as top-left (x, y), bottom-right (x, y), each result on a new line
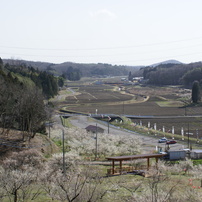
top-left (0, 128), bottom-right (59, 161)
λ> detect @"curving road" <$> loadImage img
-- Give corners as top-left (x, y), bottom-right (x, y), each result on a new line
top-left (68, 115), bottom-right (186, 153)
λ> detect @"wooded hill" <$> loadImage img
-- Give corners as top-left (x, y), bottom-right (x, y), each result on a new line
top-left (3, 59), bottom-right (141, 77)
top-left (0, 58), bottom-right (60, 138)
top-left (1, 60), bottom-right (59, 98)
top-left (3, 58), bottom-right (202, 87)
top-left (142, 62), bottom-right (202, 87)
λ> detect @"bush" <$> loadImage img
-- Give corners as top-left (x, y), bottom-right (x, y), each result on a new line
top-left (192, 159), bottom-right (202, 166)
top-left (2, 149), bottom-right (45, 170)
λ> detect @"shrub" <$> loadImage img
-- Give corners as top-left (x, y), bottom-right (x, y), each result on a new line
top-left (2, 149), bottom-right (45, 170)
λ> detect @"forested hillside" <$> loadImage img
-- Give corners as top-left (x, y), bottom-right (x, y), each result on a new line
top-left (3, 59), bottom-right (139, 78)
top-left (142, 62), bottom-right (202, 87)
top-left (4, 58), bottom-right (202, 87)
top-left (0, 58), bottom-right (60, 138)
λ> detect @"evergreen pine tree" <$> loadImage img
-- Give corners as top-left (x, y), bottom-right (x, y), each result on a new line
top-left (0, 57), bottom-right (3, 68)
top-left (192, 80), bottom-right (201, 103)
top-left (128, 71), bottom-right (133, 81)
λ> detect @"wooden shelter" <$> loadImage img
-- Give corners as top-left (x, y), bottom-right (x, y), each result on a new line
top-left (85, 125), bottom-right (104, 133)
top-left (106, 153), bottom-right (166, 175)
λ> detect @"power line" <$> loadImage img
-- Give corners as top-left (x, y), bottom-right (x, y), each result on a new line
top-left (1, 43), bottom-right (202, 58)
top-left (110, 51), bottom-right (202, 64)
top-left (1, 50), bottom-right (202, 66)
top-left (1, 36), bottom-right (202, 51)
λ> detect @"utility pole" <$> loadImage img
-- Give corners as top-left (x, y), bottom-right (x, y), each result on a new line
top-left (186, 123), bottom-right (193, 150)
top-left (61, 117), bottom-right (66, 175)
top-left (123, 101), bottom-right (124, 115)
top-left (62, 128), bottom-right (66, 175)
top-left (188, 123), bottom-right (190, 149)
top-left (107, 116), bottom-right (111, 134)
top-left (49, 120), bottom-right (51, 138)
top-left (196, 129), bottom-right (199, 143)
top-left (95, 123), bottom-right (98, 160)
top-left (108, 120), bottom-right (109, 134)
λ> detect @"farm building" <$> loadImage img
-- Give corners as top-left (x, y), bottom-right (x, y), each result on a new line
top-left (85, 125), bottom-right (104, 133)
top-left (190, 150), bottom-right (202, 159)
top-left (161, 150), bottom-right (186, 160)
top-left (168, 150), bottom-right (186, 160)
top-left (161, 149), bottom-right (202, 160)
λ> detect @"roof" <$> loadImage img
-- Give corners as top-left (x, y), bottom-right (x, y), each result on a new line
top-left (191, 150), bottom-right (202, 153)
top-left (106, 153), bottom-right (166, 161)
top-left (85, 125), bottom-right (104, 133)
top-left (168, 150), bottom-right (186, 153)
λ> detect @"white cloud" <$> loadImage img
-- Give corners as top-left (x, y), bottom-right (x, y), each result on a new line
top-left (90, 9), bottom-right (117, 20)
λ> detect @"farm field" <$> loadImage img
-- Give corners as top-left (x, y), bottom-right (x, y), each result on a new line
top-left (55, 77), bottom-right (202, 139)
top-left (64, 85), bottom-right (134, 104)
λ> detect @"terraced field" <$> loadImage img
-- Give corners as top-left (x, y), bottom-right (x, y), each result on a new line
top-left (55, 78), bottom-right (202, 139)
top-left (64, 85), bottom-right (134, 104)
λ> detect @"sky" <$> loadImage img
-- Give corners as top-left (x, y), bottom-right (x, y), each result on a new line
top-left (1, 0), bottom-right (202, 66)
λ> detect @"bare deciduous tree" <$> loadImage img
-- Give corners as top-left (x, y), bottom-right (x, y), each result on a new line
top-left (15, 87), bottom-right (46, 140)
top-left (2, 149), bottom-right (44, 170)
top-left (0, 167), bottom-right (41, 202)
top-left (41, 164), bottom-right (112, 202)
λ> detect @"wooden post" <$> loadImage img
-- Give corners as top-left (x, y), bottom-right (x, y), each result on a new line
top-left (112, 160), bottom-right (115, 174)
top-left (108, 120), bottom-right (109, 134)
top-left (147, 158), bottom-right (150, 170)
top-left (120, 160), bottom-right (122, 174)
top-left (155, 157), bottom-right (158, 169)
top-left (95, 123), bottom-right (98, 160)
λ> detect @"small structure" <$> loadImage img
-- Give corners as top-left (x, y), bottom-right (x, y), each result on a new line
top-left (132, 77), bottom-right (143, 83)
top-left (106, 153), bottom-right (166, 175)
top-left (167, 150), bottom-right (186, 160)
top-left (190, 150), bottom-right (202, 159)
top-left (85, 125), bottom-right (104, 133)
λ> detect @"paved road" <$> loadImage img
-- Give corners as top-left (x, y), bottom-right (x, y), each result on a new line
top-left (69, 115), bottom-right (185, 153)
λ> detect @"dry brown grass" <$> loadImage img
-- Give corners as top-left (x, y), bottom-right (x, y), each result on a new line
top-left (0, 129), bottom-right (59, 161)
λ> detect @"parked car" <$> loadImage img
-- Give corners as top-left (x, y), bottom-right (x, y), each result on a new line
top-left (166, 140), bottom-right (177, 144)
top-left (158, 137), bottom-right (167, 143)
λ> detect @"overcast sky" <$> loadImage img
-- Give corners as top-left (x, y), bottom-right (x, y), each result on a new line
top-left (1, 0), bottom-right (202, 66)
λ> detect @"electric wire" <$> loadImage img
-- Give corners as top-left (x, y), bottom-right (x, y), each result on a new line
top-left (1, 43), bottom-right (202, 58)
top-left (1, 36), bottom-right (202, 51)
top-left (1, 36), bottom-right (202, 65)
top-left (109, 51), bottom-right (202, 64)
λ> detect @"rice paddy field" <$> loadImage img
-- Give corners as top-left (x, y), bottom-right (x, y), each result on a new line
top-left (55, 77), bottom-right (202, 140)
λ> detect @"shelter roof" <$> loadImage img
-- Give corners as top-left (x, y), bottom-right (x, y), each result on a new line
top-left (191, 150), bottom-right (202, 153)
top-left (106, 153), bottom-right (166, 161)
top-left (85, 125), bottom-right (104, 133)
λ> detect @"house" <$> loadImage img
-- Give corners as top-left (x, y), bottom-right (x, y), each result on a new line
top-left (132, 77), bottom-right (143, 83)
top-left (85, 125), bottom-right (104, 133)
top-left (190, 150), bottom-right (202, 159)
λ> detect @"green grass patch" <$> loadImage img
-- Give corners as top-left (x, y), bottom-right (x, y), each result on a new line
top-left (14, 73), bottom-right (36, 87)
top-left (54, 139), bottom-right (62, 147)
top-left (193, 159), bottom-right (202, 166)
top-left (156, 101), bottom-right (184, 107)
top-left (61, 116), bottom-right (73, 128)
